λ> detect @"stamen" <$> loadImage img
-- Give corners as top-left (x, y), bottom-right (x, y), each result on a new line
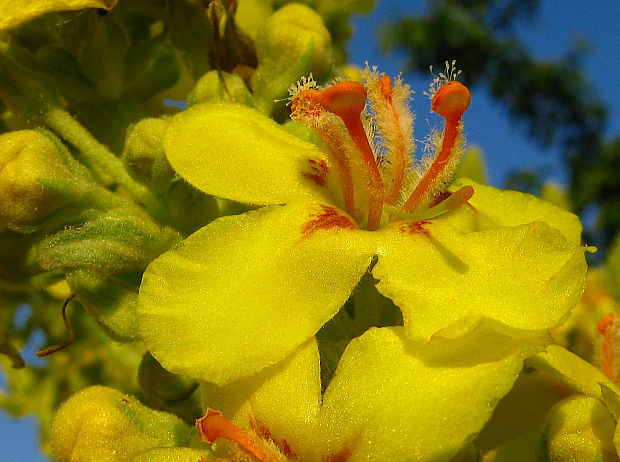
top-left (291, 90), bottom-right (356, 218)
top-left (320, 81), bottom-right (385, 230)
top-left (402, 81), bottom-right (470, 212)
top-left (196, 408), bottom-right (269, 461)
top-left (376, 74), bottom-right (409, 205)
top-left (386, 185), bottom-right (474, 221)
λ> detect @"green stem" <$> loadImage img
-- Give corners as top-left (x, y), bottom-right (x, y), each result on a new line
top-left (44, 108), bottom-right (170, 223)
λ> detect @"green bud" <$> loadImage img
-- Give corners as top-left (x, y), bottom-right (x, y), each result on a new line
top-left (123, 117), bottom-right (175, 193)
top-left (138, 352), bottom-right (198, 403)
top-left (50, 386), bottom-right (192, 462)
top-left (235, 0), bottom-right (273, 39)
top-left (251, 3), bottom-right (333, 114)
top-left (188, 71), bottom-right (255, 107)
top-left (62, 10), bottom-right (129, 100)
top-left (541, 395), bottom-right (617, 462)
top-left (66, 269), bottom-right (142, 341)
top-left (37, 208), bottom-right (179, 275)
top-left (166, 178), bottom-right (219, 236)
top-left (0, 130), bottom-right (72, 227)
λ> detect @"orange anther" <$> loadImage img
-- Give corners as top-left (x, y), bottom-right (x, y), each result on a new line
top-left (431, 81), bottom-right (471, 122)
top-left (291, 89), bottom-right (323, 113)
top-left (320, 81), bottom-right (367, 121)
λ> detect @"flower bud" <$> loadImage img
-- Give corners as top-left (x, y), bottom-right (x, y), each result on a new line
top-left (0, 130), bottom-right (72, 227)
top-left (251, 4), bottom-right (332, 114)
top-left (37, 208), bottom-right (179, 275)
top-left (50, 386), bottom-right (192, 462)
top-left (542, 395), bottom-right (617, 462)
top-left (123, 118), bottom-right (175, 194)
top-left (188, 71), bottom-right (255, 108)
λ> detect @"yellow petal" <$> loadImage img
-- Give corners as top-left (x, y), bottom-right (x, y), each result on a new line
top-left (373, 219), bottom-right (587, 341)
top-left (451, 178), bottom-right (583, 244)
top-left (201, 338), bottom-right (321, 461)
top-left (527, 344), bottom-right (620, 404)
top-left (316, 325), bottom-right (535, 461)
top-left (164, 102), bottom-right (335, 206)
top-left (0, 0), bottom-right (117, 30)
top-left (137, 202), bottom-right (374, 386)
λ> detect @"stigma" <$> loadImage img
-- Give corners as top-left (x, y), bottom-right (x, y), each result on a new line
top-left (289, 62), bottom-right (472, 230)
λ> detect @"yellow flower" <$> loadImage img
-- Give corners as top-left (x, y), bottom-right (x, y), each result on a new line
top-left (136, 66), bottom-right (588, 387)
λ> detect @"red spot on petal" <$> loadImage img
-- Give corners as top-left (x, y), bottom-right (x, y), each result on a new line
top-left (322, 439), bottom-right (358, 462)
top-left (301, 205), bottom-right (357, 238)
top-left (249, 417), bottom-right (298, 460)
top-left (399, 220), bottom-right (430, 235)
top-left (303, 158), bottom-right (329, 187)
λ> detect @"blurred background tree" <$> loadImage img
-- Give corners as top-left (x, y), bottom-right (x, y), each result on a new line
top-left (380, 0), bottom-right (620, 257)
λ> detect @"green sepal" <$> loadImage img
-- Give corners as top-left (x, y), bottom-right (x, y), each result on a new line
top-left (165, 178), bottom-right (219, 237)
top-left (35, 44), bottom-right (95, 103)
top-left (124, 39), bottom-right (181, 100)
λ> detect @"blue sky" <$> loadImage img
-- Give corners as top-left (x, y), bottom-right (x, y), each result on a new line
top-left (2, 1), bottom-right (619, 460)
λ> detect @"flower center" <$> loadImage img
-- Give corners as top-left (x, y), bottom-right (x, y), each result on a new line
top-left (290, 65), bottom-right (471, 231)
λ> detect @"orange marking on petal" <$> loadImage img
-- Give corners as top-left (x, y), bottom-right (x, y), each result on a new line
top-left (196, 409), bottom-right (269, 461)
top-left (301, 205), bottom-right (357, 238)
top-left (399, 220), bottom-right (430, 235)
top-left (403, 81), bottom-right (471, 213)
top-left (303, 158), bottom-right (329, 187)
top-left (250, 417), bottom-right (298, 460)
